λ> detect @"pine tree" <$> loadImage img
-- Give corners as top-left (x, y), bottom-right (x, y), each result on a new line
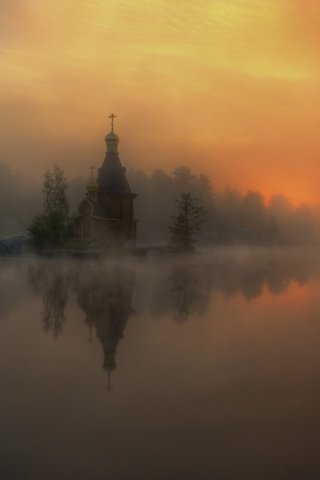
top-left (169, 192), bottom-right (206, 252)
top-left (29, 166), bottom-right (73, 249)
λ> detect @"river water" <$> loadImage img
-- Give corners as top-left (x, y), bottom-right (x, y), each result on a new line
top-left (1, 248), bottom-right (320, 479)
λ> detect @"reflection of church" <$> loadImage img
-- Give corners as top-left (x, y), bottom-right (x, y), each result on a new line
top-left (75, 114), bottom-right (137, 247)
top-left (75, 263), bottom-right (135, 390)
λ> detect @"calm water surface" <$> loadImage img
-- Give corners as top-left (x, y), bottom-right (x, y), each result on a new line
top-left (1, 248), bottom-right (320, 479)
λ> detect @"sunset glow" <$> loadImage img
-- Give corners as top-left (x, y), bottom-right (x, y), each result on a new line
top-left (1, 0), bottom-right (320, 203)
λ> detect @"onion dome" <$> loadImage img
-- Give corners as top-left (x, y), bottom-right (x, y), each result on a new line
top-left (86, 166), bottom-right (99, 199)
top-left (105, 130), bottom-right (119, 153)
top-left (105, 131), bottom-right (119, 142)
top-left (86, 178), bottom-right (99, 194)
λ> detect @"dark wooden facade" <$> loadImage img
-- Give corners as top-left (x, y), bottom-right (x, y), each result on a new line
top-left (75, 125), bottom-right (137, 247)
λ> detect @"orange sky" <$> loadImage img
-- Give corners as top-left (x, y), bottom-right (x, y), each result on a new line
top-left (1, 0), bottom-right (320, 204)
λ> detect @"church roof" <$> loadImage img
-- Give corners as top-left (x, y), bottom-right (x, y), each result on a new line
top-left (97, 151), bottom-right (132, 194)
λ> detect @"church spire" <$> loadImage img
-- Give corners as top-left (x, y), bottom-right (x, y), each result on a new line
top-left (105, 113), bottom-right (119, 153)
top-left (98, 112), bottom-right (133, 194)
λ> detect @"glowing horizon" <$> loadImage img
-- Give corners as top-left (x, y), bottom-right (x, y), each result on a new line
top-left (1, 0), bottom-right (320, 205)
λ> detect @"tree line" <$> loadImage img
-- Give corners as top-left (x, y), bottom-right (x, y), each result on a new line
top-left (127, 166), bottom-right (316, 246)
top-left (0, 161), bottom-right (317, 247)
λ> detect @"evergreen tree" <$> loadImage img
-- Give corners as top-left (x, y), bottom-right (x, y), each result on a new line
top-left (29, 165), bottom-right (73, 249)
top-left (169, 192), bottom-right (206, 252)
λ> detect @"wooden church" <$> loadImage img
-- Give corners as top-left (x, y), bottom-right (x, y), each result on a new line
top-left (75, 115), bottom-right (137, 247)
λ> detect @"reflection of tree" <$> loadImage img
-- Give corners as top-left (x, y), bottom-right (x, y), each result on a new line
top-left (240, 265), bottom-right (265, 300)
top-left (215, 253), bottom-right (293, 300)
top-left (28, 261), bottom-right (69, 338)
top-left (150, 260), bottom-right (211, 322)
top-left (148, 250), bottom-right (315, 319)
top-left (26, 251), bottom-right (316, 381)
top-left (168, 264), bottom-right (209, 322)
top-left (266, 260), bottom-right (291, 294)
top-left (74, 263), bottom-right (135, 390)
top-left (211, 251), bottom-right (313, 301)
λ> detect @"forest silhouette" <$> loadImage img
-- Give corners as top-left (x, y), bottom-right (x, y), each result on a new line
top-left (127, 166), bottom-right (316, 245)
top-left (0, 161), bottom-right (316, 245)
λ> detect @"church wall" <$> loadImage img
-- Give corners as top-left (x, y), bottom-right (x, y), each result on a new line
top-left (122, 197), bottom-right (133, 218)
top-left (97, 192), bottom-right (135, 220)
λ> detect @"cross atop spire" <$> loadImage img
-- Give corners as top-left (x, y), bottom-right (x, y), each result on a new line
top-left (108, 113), bottom-right (117, 133)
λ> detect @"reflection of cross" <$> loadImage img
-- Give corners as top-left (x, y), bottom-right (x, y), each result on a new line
top-left (108, 113), bottom-right (117, 132)
top-left (89, 165), bottom-right (95, 182)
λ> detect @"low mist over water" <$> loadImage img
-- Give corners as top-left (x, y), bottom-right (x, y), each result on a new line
top-left (1, 248), bottom-right (320, 479)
